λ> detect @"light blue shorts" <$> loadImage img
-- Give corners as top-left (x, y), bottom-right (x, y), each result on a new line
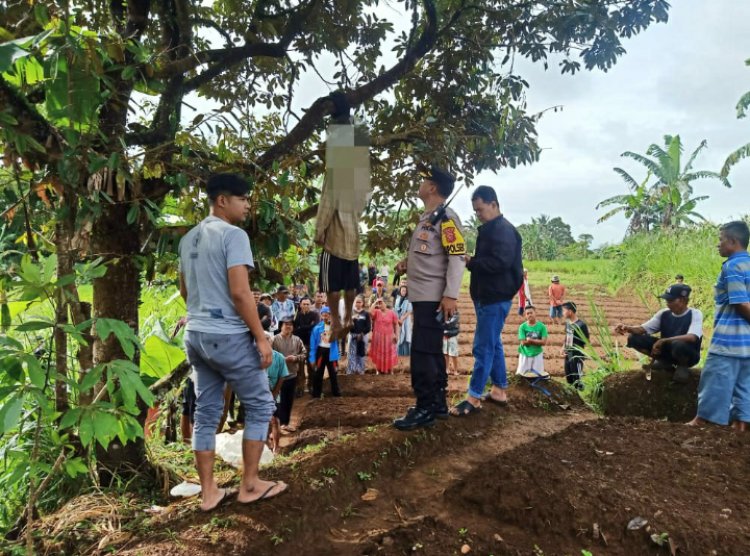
top-left (185, 330), bottom-right (275, 451)
top-left (696, 353), bottom-right (750, 425)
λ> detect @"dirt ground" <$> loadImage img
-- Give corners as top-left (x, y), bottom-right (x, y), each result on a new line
top-left (60, 287), bottom-right (750, 555)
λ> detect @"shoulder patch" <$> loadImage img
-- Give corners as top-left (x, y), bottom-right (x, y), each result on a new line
top-left (441, 219), bottom-right (466, 255)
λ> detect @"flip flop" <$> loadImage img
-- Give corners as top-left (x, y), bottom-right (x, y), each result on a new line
top-left (238, 481), bottom-right (288, 505)
top-left (482, 394), bottom-right (508, 407)
top-left (200, 488), bottom-right (234, 513)
top-left (449, 399), bottom-right (481, 417)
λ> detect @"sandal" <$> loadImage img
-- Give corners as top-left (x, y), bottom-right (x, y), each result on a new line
top-left (449, 399), bottom-right (481, 417)
top-left (200, 488), bottom-right (235, 513)
top-left (482, 394), bottom-right (508, 407)
top-left (238, 481), bottom-right (288, 505)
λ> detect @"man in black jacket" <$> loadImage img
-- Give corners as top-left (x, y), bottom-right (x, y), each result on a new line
top-left (450, 186), bottom-right (523, 416)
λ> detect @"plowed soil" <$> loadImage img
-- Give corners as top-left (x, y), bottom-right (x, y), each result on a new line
top-left (108, 286), bottom-right (750, 556)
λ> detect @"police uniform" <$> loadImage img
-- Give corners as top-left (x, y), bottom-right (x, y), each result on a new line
top-left (406, 206), bottom-right (466, 413)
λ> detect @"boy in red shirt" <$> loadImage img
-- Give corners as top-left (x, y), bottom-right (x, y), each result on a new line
top-left (548, 275), bottom-right (565, 325)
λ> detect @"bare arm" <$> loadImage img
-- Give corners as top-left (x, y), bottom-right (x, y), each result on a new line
top-left (615, 323), bottom-right (647, 335)
top-left (735, 302), bottom-right (750, 325)
top-left (228, 265), bottom-right (272, 368)
top-left (179, 273), bottom-right (188, 302)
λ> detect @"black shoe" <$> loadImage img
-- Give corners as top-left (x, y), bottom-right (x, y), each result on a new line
top-left (672, 366), bottom-right (690, 384)
top-left (433, 405), bottom-right (449, 420)
top-left (393, 407), bottom-right (435, 431)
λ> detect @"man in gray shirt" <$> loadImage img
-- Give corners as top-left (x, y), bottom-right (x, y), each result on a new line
top-left (179, 173), bottom-right (286, 511)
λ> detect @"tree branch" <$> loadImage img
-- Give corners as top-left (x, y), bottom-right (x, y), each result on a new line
top-left (256, 0), bottom-right (438, 169)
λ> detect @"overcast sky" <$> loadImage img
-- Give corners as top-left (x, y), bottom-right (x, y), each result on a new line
top-left (448, 0), bottom-right (750, 245)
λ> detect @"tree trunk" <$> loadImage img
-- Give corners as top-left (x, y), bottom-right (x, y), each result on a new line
top-left (91, 202), bottom-right (150, 483)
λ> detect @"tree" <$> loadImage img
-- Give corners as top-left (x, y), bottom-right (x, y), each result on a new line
top-left (0, 1), bottom-right (671, 480)
top-left (599, 134), bottom-right (729, 234)
top-left (517, 214), bottom-right (574, 260)
top-left (721, 57), bottom-right (750, 177)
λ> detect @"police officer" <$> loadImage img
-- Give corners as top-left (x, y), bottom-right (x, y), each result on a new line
top-left (393, 164), bottom-right (466, 430)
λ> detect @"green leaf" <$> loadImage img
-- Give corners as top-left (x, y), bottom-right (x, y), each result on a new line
top-left (63, 457), bottom-right (88, 478)
top-left (0, 394), bottom-right (24, 434)
top-left (108, 359), bottom-right (154, 409)
top-left (93, 411), bottom-right (118, 448)
top-left (1, 356), bottom-right (24, 383)
top-left (95, 318), bottom-right (141, 359)
top-left (23, 354), bottom-right (46, 389)
top-left (0, 42), bottom-right (30, 73)
top-left (59, 407), bottom-right (81, 430)
top-left (78, 413), bottom-right (94, 447)
top-left (140, 335), bottom-right (185, 379)
top-left (15, 320), bottom-right (54, 332)
top-left (79, 366), bottom-right (103, 393)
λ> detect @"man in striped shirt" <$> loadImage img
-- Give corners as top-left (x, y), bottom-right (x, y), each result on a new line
top-left (688, 221), bottom-right (750, 428)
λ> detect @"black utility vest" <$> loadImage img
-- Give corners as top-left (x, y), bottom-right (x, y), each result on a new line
top-left (660, 310), bottom-right (702, 350)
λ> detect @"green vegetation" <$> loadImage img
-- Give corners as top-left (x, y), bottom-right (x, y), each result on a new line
top-left (598, 134), bottom-right (730, 234)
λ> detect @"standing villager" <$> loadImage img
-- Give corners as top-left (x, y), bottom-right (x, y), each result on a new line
top-left (309, 306), bottom-right (342, 397)
top-left (560, 301), bottom-right (590, 389)
top-left (395, 285), bottom-right (413, 356)
top-left (179, 173), bottom-right (286, 512)
top-left (517, 268), bottom-right (532, 315)
top-left (292, 296), bottom-right (320, 395)
top-left (347, 295), bottom-right (371, 374)
top-left (451, 186), bottom-right (522, 416)
top-left (314, 93), bottom-right (371, 340)
top-left (271, 286), bottom-right (295, 334)
top-left (393, 164), bottom-right (466, 430)
top-left (548, 275), bottom-right (565, 325)
top-left (369, 298), bottom-right (399, 374)
top-left (688, 221), bottom-right (750, 429)
top-left (272, 318), bottom-right (307, 431)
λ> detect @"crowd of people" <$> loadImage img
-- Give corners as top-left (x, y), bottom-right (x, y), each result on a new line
top-left (176, 170), bottom-right (750, 513)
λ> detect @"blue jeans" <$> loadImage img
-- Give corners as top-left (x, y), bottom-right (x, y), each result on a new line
top-left (185, 330), bottom-right (275, 450)
top-left (468, 300), bottom-right (512, 399)
top-left (696, 352), bottom-right (750, 425)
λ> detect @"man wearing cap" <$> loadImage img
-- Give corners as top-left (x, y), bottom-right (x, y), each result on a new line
top-left (309, 306), bottom-right (342, 397)
top-left (560, 301), bottom-right (590, 389)
top-left (615, 284), bottom-right (703, 383)
top-left (271, 286), bottom-right (296, 334)
top-left (548, 275), bottom-right (565, 325)
top-left (179, 173), bottom-right (285, 511)
top-left (392, 164), bottom-right (466, 430)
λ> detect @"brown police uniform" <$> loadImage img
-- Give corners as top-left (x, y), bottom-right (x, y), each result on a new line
top-left (406, 206), bottom-right (466, 413)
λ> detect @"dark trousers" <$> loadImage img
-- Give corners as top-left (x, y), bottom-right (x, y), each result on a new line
top-left (277, 375), bottom-right (297, 425)
top-left (312, 347), bottom-right (341, 398)
top-left (627, 334), bottom-right (700, 367)
top-left (410, 301), bottom-right (447, 413)
top-left (564, 355), bottom-right (584, 386)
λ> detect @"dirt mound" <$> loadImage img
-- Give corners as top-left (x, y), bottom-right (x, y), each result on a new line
top-left (600, 369), bottom-right (699, 421)
top-left (447, 418), bottom-right (750, 555)
top-left (299, 396), bottom-right (413, 428)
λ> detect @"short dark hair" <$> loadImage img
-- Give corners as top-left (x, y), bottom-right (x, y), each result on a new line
top-left (206, 173), bottom-right (250, 201)
top-left (524, 304), bottom-right (535, 311)
top-left (471, 185), bottom-right (498, 206)
top-left (721, 221), bottom-right (750, 249)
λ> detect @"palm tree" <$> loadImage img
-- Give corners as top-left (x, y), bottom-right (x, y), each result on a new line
top-left (620, 134), bottom-right (730, 229)
top-left (596, 171), bottom-right (659, 234)
top-left (721, 61), bottom-right (750, 177)
top-left (598, 135), bottom-right (730, 233)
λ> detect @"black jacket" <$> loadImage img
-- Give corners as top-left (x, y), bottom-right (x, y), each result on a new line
top-left (467, 215), bottom-right (523, 304)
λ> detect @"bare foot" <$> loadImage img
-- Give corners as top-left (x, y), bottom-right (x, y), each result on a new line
top-left (488, 386), bottom-right (507, 403)
top-left (685, 416), bottom-right (707, 427)
top-left (237, 480), bottom-right (288, 504)
top-left (200, 487), bottom-right (232, 512)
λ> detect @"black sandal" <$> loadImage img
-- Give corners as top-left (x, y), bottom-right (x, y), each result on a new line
top-left (449, 399), bottom-right (481, 417)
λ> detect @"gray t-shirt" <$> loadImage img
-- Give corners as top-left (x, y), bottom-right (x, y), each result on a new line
top-left (179, 216), bottom-right (254, 334)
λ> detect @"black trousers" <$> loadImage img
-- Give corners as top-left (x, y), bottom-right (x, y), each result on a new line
top-left (564, 355), bottom-right (584, 385)
top-left (410, 301), bottom-right (447, 413)
top-left (276, 375), bottom-right (297, 425)
top-left (627, 334), bottom-right (700, 367)
top-left (312, 347), bottom-right (341, 398)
